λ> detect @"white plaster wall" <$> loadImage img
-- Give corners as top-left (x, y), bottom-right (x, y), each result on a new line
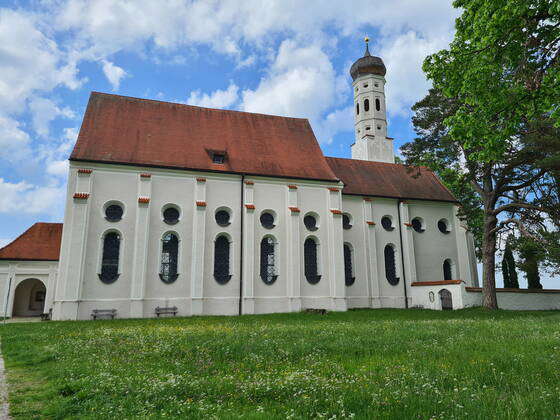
top-left (409, 202), bottom-right (460, 282)
top-left (0, 261), bottom-right (58, 318)
top-left (464, 290), bottom-right (560, 310)
top-left (410, 284), bottom-right (464, 310)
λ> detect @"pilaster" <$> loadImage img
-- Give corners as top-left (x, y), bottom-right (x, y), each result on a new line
top-left (327, 187), bottom-right (346, 311)
top-left (190, 177), bottom-right (207, 315)
top-left (399, 202), bottom-right (416, 305)
top-left (286, 185), bottom-right (301, 312)
top-left (363, 198), bottom-right (380, 307)
top-left (242, 180), bottom-right (255, 314)
top-left (130, 173), bottom-right (152, 317)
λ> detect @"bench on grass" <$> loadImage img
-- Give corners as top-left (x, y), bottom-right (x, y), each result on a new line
top-left (91, 309), bottom-right (117, 320)
top-left (155, 306), bottom-right (178, 317)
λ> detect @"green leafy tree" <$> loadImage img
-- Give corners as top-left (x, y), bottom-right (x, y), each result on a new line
top-left (515, 237), bottom-right (544, 289)
top-left (411, 0), bottom-right (560, 309)
top-left (501, 240), bottom-right (519, 288)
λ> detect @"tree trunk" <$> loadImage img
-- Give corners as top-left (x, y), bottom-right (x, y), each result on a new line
top-left (482, 214), bottom-right (498, 309)
top-left (481, 172), bottom-right (498, 310)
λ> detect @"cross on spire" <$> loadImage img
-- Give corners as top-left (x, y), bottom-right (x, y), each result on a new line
top-left (364, 36), bottom-right (370, 56)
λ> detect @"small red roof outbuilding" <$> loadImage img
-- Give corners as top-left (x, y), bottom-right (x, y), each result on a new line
top-left (0, 223), bottom-right (63, 261)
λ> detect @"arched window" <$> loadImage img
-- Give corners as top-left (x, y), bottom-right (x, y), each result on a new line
top-left (344, 243), bottom-right (355, 286)
top-left (364, 98), bottom-right (370, 112)
top-left (443, 259), bottom-right (453, 281)
top-left (260, 237), bottom-right (277, 285)
top-left (375, 98), bottom-right (381, 111)
top-left (99, 232), bottom-right (120, 284)
top-left (160, 233), bottom-right (179, 283)
top-left (214, 235), bottom-right (231, 284)
top-left (304, 237), bottom-right (321, 284)
top-left (384, 244), bottom-right (399, 285)
top-left (356, 102), bottom-right (359, 115)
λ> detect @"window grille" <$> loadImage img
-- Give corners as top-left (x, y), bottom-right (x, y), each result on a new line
top-left (344, 244), bottom-right (355, 286)
top-left (304, 238), bottom-right (321, 284)
top-left (342, 214), bottom-right (352, 230)
top-left (381, 216), bottom-right (394, 231)
top-left (105, 204), bottom-right (123, 222)
top-left (304, 215), bottom-right (318, 231)
top-left (443, 259), bottom-right (453, 281)
top-left (163, 207), bottom-right (180, 225)
top-left (99, 232), bottom-right (120, 283)
top-left (260, 212), bottom-right (275, 229)
top-left (384, 244), bottom-right (399, 285)
top-left (260, 237), bottom-right (277, 285)
top-left (364, 99), bottom-right (370, 112)
top-left (214, 236), bottom-right (231, 284)
top-left (215, 210), bottom-right (231, 226)
top-left (160, 233), bottom-right (179, 283)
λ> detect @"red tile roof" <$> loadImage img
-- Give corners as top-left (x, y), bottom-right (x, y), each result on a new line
top-left (0, 223), bottom-right (63, 261)
top-left (71, 92), bottom-right (339, 182)
top-left (326, 157), bottom-right (457, 203)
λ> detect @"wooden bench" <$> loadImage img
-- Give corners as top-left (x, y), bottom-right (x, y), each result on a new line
top-left (155, 306), bottom-right (178, 317)
top-left (91, 309), bottom-right (117, 320)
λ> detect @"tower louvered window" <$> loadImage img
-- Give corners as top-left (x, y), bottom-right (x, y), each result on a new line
top-left (364, 99), bottom-right (370, 112)
top-left (304, 237), bottom-right (320, 284)
top-left (375, 98), bottom-right (381, 111)
top-left (160, 233), bottom-right (179, 283)
top-left (260, 237), bottom-right (277, 285)
top-left (356, 102), bottom-right (359, 115)
top-left (344, 243), bottom-right (355, 286)
top-left (384, 244), bottom-right (399, 285)
top-left (99, 232), bottom-right (120, 284)
top-left (214, 236), bottom-right (231, 284)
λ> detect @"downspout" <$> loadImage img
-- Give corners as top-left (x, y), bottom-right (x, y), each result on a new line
top-left (239, 174), bottom-right (245, 315)
top-left (397, 200), bottom-right (409, 308)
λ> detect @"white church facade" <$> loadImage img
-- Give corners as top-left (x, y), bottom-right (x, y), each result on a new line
top-left (5, 47), bottom-right (552, 321)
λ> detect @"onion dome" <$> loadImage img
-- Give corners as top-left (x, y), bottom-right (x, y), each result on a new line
top-left (350, 37), bottom-right (386, 80)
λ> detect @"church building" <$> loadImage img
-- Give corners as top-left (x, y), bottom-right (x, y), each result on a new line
top-left (0, 45), bottom-right (484, 320)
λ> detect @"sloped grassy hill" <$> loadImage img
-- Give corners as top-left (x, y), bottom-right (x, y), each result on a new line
top-left (2, 308), bottom-right (560, 419)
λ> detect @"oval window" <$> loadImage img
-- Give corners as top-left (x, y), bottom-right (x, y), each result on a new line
top-left (381, 216), bottom-right (394, 231)
top-left (438, 219), bottom-right (450, 234)
top-left (163, 207), bottom-right (180, 225)
top-left (364, 99), bottom-right (370, 112)
top-left (342, 214), bottom-right (352, 230)
top-left (215, 209), bottom-right (231, 226)
top-left (304, 214), bottom-right (318, 231)
top-left (260, 212), bottom-right (275, 229)
top-left (105, 204), bottom-right (123, 222)
top-left (411, 217), bottom-right (424, 233)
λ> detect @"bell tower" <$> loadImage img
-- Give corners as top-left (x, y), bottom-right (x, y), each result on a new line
top-left (350, 38), bottom-right (394, 163)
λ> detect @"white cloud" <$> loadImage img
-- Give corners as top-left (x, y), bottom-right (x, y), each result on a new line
top-left (381, 31), bottom-right (454, 116)
top-left (242, 40), bottom-right (336, 119)
top-left (0, 116), bottom-right (31, 162)
top-left (0, 178), bottom-right (66, 216)
top-left (101, 60), bottom-right (127, 91)
top-left (47, 160), bottom-right (69, 177)
top-left (0, 238), bottom-right (10, 248)
top-left (0, 8), bottom-right (82, 114)
top-left (29, 97), bottom-right (75, 137)
top-left (187, 83), bottom-right (239, 109)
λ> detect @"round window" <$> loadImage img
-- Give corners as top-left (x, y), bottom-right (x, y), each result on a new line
top-left (381, 216), bottom-right (394, 231)
top-left (438, 219), bottom-right (450, 234)
top-left (342, 214), bottom-right (352, 230)
top-left (215, 209), bottom-right (231, 226)
top-left (411, 217), bottom-right (424, 233)
top-left (163, 207), bottom-right (180, 225)
top-left (260, 212), bottom-right (275, 229)
top-left (304, 214), bottom-right (318, 231)
top-left (105, 204), bottom-right (123, 222)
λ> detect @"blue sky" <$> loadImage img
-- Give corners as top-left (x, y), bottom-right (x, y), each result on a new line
top-left (1, 1), bottom-right (550, 287)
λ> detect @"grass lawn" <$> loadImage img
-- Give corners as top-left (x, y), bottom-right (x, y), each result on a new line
top-left (1, 309), bottom-right (560, 419)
